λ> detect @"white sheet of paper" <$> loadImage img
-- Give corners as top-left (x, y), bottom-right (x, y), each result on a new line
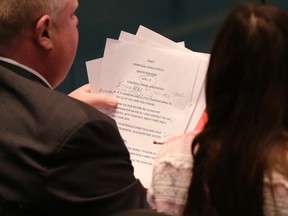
top-left (185, 54), bottom-right (209, 131)
top-left (136, 26), bottom-right (209, 131)
top-left (136, 25), bottom-right (186, 49)
top-left (119, 31), bottom-right (170, 49)
top-left (86, 26), bottom-right (210, 187)
top-left (86, 30), bottom-right (181, 94)
top-left (93, 38), bottom-right (200, 187)
top-left (86, 58), bottom-right (102, 93)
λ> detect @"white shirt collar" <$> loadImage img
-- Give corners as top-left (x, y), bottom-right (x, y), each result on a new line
top-left (0, 56), bottom-right (53, 89)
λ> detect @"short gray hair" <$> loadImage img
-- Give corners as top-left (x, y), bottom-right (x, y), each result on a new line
top-left (0, 0), bottom-right (68, 42)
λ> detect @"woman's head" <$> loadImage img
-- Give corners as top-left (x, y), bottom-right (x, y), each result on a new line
top-left (184, 4), bottom-right (288, 216)
top-left (206, 4), bottom-right (288, 132)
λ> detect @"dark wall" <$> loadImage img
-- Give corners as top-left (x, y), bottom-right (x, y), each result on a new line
top-left (57, 0), bottom-right (288, 93)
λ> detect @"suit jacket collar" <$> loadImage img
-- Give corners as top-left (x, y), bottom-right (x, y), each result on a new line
top-left (0, 60), bottom-right (51, 88)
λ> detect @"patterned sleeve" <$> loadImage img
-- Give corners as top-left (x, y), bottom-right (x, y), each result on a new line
top-left (147, 132), bottom-right (197, 216)
top-left (264, 170), bottom-right (288, 215)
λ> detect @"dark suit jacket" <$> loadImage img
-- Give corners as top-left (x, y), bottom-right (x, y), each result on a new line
top-left (0, 60), bottom-right (148, 216)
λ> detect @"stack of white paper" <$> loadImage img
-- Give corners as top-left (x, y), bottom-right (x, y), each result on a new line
top-left (86, 26), bottom-right (209, 188)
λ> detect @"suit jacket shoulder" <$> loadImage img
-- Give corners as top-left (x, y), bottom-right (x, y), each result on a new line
top-left (0, 62), bottom-right (148, 215)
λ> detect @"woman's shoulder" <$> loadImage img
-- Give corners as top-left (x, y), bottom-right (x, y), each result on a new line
top-left (148, 132), bottom-right (199, 215)
top-left (154, 131), bottom-right (199, 169)
top-left (264, 166), bottom-right (288, 215)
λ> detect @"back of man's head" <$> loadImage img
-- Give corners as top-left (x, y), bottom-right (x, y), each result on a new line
top-left (0, 0), bottom-right (67, 44)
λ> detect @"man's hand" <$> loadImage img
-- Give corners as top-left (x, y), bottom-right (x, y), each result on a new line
top-left (68, 84), bottom-right (117, 108)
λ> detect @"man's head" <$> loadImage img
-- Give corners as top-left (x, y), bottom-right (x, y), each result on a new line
top-left (0, 0), bottom-right (79, 88)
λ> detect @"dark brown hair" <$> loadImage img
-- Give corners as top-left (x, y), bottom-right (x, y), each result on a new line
top-left (184, 4), bottom-right (288, 216)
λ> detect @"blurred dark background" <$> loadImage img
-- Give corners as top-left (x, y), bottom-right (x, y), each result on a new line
top-left (56, 0), bottom-right (288, 94)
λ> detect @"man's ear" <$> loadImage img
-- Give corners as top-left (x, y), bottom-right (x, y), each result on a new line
top-left (34, 15), bottom-right (53, 50)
